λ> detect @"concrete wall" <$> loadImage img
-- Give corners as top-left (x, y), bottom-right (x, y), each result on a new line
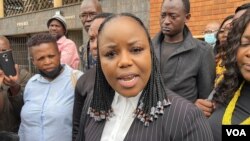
top-left (0, 4), bottom-right (82, 36)
top-left (0, 0), bottom-right (150, 44)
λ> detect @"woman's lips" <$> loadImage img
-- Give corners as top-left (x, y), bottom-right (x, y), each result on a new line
top-left (243, 64), bottom-right (250, 71)
top-left (117, 74), bottom-right (139, 88)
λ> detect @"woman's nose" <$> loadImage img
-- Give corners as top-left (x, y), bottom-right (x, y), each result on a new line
top-left (118, 51), bottom-right (132, 68)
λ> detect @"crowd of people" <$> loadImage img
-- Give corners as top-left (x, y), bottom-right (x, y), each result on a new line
top-left (0, 0), bottom-right (250, 141)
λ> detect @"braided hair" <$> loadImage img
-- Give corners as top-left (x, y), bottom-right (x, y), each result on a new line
top-left (87, 13), bottom-right (171, 126)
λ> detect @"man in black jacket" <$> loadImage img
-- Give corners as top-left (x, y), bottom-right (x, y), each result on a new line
top-left (152, 0), bottom-right (215, 117)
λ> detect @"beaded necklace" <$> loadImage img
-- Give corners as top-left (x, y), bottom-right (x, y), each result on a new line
top-left (222, 81), bottom-right (250, 125)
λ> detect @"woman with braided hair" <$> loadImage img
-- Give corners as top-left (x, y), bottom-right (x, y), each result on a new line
top-left (75, 13), bottom-right (213, 141)
top-left (209, 9), bottom-right (250, 141)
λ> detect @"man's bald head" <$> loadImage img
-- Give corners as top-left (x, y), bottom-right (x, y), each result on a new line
top-left (81, 0), bottom-right (102, 12)
top-left (0, 36), bottom-right (11, 51)
top-left (204, 21), bottom-right (220, 33)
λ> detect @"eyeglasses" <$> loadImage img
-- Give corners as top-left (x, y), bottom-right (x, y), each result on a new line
top-left (79, 12), bottom-right (97, 19)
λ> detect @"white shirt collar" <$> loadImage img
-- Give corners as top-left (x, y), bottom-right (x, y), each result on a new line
top-left (112, 91), bottom-right (142, 110)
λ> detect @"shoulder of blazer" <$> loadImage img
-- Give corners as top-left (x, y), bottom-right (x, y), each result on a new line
top-left (76, 67), bottom-right (96, 96)
top-left (166, 93), bottom-right (200, 118)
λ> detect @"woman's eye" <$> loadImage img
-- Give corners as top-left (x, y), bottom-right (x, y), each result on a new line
top-left (241, 38), bottom-right (250, 47)
top-left (104, 51), bottom-right (116, 58)
top-left (240, 43), bottom-right (250, 47)
top-left (131, 47), bottom-right (144, 54)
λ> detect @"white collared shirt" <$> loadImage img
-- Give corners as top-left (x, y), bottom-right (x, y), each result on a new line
top-left (101, 92), bottom-right (141, 141)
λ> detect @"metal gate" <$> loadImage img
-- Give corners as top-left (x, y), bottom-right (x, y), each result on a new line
top-left (4, 0), bottom-right (82, 17)
top-left (7, 36), bottom-right (32, 72)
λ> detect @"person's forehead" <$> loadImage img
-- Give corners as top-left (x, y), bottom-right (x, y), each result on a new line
top-left (32, 42), bottom-right (57, 50)
top-left (31, 43), bottom-right (57, 55)
top-left (234, 9), bottom-right (247, 20)
top-left (162, 0), bottom-right (184, 11)
top-left (81, 2), bottom-right (98, 12)
top-left (90, 18), bottom-right (105, 30)
top-left (242, 22), bottom-right (250, 35)
top-left (222, 19), bottom-right (233, 28)
top-left (50, 19), bottom-right (62, 26)
top-left (100, 16), bottom-right (146, 38)
top-left (0, 39), bottom-right (10, 50)
top-left (206, 23), bottom-right (220, 29)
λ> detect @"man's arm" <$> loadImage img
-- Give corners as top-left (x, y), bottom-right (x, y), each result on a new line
top-left (6, 66), bottom-right (32, 117)
top-left (60, 41), bottom-right (80, 69)
top-left (0, 69), bottom-right (6, 113)
top-left (197, 45), bottom-right (216, 99)
top-left (195, 43), bottom-right (216, 117)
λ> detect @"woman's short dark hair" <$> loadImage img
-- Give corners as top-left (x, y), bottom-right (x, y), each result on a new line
top-left (214, 9), bottom-right (250, 103)
top-left (27, 33), bottom-right (57, 48)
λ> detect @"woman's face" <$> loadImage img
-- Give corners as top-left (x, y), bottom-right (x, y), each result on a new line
top-left (237, 22), bottom-right (250, 81)
top-left (218, 19), bottom-right (233, 45)
top-left (98, 16), bottom-right (152, 97)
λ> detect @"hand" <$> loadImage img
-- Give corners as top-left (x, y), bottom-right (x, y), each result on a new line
top-left (195, 99), bottom-right (215, 118)
top-left (3, 64), bottom-right (19, 87)
top-left (0, 70), bottom-right (4, 87)
top-left (3, 65), bottom-right (21, 96)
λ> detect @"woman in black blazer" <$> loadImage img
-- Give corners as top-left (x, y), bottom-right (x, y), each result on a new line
top-left (74, 13), bottom-right (214, 141)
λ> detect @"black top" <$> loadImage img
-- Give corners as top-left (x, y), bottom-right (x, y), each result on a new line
top-left (208, 82), bottom-right (250, 141)
top-left (73, 67), bottom-right (214, 141)
top-left (152, 26), bottom-right (215, 102)
top-left (72, 67), bottom-right (96, 141)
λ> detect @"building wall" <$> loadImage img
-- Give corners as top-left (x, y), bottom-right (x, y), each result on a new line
top-left (0, 0), bottom-right (150, 72)
top-left (0, 0), bottom-right (149, 43)
top-left (150, 0), bottom-right (162, 37)
top-left (149, 0), bottom-right (249, 38)
top-left (0, 4), bottom-right (82, 36)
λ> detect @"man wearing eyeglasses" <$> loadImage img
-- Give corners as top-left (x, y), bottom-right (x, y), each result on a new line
top-left (152, 0), bottom-right (215, 117)
top-left (79, 0), bottom-right (102, 72)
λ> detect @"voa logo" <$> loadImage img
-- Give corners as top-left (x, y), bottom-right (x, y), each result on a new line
top-left (226, 129), bottom-right (246, 136)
